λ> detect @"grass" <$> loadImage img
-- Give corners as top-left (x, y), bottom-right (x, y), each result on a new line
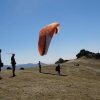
top-left (0, 58), bottom-right (100, 100)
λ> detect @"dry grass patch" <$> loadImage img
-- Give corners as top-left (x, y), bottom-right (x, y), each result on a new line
top-left (0, 59), bottom-right (100, 100)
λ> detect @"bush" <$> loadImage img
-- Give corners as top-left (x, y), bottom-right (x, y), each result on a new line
top-left (6, 67), bottom-right (12, 70)
top-left (55, 58), bottom-right (64, 64)
top-left (76, 49), bottom-right (100, 59)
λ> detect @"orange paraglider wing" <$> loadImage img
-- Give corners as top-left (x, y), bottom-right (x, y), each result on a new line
top-left (38, 22), bottom-right (60, 56)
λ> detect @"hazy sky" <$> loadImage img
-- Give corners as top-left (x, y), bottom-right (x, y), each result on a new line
top-left (0, 0), bottom-right (100, 65)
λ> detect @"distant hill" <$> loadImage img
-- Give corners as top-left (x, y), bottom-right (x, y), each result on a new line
top-left (1, 62), bottom-right (48, 70)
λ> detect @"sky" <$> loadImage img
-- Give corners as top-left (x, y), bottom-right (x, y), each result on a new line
top-left (0, 0), bottom-right (100, 65)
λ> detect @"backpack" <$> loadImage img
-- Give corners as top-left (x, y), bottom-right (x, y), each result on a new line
top-left (0, 62), bottom-right (3, 67)
top-left (55, 66), bottom-right (58, 71)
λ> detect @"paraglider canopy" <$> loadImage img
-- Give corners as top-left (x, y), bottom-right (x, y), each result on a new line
top-left (38, 22), bottom-right (60, 56)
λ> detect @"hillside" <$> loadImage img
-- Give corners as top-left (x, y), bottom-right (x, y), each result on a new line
top-left (2, 62), bottom-right (47, 70)
top-left (0, 58), bottom-right (100, 100)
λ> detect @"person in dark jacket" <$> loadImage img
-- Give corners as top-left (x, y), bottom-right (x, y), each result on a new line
top-left (55, 64), bottom-right (61, 75)
top-left (38, 61), bottom-right (41, 73)
top-left (0, 49), bottom-right (2, 79)
top-left (11, 54), bottom-right (16, 77)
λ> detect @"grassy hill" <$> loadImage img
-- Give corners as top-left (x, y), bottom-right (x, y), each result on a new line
top-left (0, 58), bottom-right (100, 100)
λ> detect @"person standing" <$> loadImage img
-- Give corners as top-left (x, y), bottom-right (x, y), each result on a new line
top-left (11, 54), bottom-right (16, 77)
top-left (38, 61), bottom-right (41, 73)
top-left (0, 49), bottom-right (3, 79)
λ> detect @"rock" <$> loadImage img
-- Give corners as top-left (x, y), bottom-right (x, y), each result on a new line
top-left (74, 63), bottom-right (79, 66)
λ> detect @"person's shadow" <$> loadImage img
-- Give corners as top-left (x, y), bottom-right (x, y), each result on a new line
top-left (41, 72), bottom-right (67, 76)
top-left (9, 75), bottom-right (16, 78)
